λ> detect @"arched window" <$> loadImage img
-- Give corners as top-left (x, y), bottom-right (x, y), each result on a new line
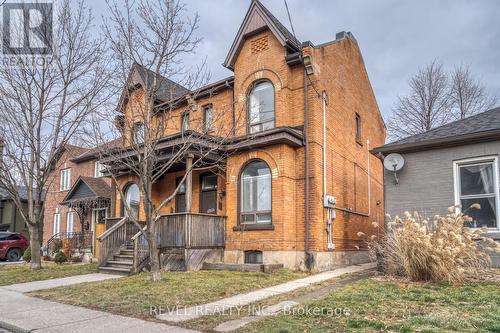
top-left (240, 160), bottom-right (272, 224)
top-left (248, 81), bottom-right (275, 133)
top-left (124, 183), bottom-right (140, 219)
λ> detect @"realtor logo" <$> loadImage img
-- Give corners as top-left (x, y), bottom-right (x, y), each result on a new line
top-left (1, 1), bottom-right (53, 55)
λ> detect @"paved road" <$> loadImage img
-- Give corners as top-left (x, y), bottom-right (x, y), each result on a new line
top-left (0, 260), bottom-right (24, 266)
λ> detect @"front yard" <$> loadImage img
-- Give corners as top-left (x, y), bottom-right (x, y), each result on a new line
top-left (238, 278), bottom-right (500, 333)
top-left (0, 262), bottom-right (98, 286)
top-left (30, 269), bottom-right (308, 319)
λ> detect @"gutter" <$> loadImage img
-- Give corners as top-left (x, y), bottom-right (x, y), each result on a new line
top-left (371, 129), bottom-right (500, 155)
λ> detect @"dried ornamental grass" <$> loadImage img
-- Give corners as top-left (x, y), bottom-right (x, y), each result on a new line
top-left (366, 206), bottom-right (499, 283)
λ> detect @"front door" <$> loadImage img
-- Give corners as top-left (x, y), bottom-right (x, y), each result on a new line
top-left (200, 173), bottom-right (217, 214)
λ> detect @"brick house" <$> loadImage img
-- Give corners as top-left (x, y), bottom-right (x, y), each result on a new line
top-left (42, 144), bottom-right (115, 254)
top-left (85, 0), bottom-right (385, 273)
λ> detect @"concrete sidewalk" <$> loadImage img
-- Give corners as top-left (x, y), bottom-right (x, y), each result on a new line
top-left (1, 273), bottom-right (122, 293)
top-left (0, 273), bottom-right (200, 333)
top-left (0, 289), bottom-right (199, 333)
top-left (157, 262), bottom-right (376, 323)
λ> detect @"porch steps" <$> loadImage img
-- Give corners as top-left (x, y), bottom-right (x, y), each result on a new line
top-left (99, 244), bottom-right (135, 275)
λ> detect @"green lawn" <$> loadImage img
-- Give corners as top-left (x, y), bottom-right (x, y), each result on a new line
top-left (239, 278), bottom-right (500, 333)
top-left (0, 263), bottom-right (98, 286)
top-left (30, 269), bottom-right (308, 319)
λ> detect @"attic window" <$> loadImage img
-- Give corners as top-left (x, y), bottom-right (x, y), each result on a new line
top-left (251, 36), bottom-right (269, 54)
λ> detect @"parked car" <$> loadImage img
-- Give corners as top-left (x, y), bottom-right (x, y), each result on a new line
top-left (0, 232), bottom-right (29, 261)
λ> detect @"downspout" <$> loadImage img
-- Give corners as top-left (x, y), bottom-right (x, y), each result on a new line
top-left (303, 64), bottom-right (312, 270)
top-left (322, 91), bottom-right (327, 200)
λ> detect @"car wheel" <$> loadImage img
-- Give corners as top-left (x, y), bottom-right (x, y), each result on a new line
top-left (6, 248), bottom-right (21, 262)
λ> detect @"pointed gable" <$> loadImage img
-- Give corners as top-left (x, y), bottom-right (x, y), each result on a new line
top-left (224, 0), bottom-right (301, 70)
top-left (62, 177), bottom-right (112, 204)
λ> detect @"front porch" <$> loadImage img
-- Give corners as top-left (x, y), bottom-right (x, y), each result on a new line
top-left (98, 212), bottom-right (226, 274)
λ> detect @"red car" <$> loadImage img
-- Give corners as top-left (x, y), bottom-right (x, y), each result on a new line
top-left (0, 232), bottom-right (29, 261)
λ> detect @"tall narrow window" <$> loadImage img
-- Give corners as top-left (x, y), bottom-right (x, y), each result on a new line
top-left (94, 161), bottom-right (105, 177)
top-left (124, 183), bottom-right (140, 220)
top-left (249, 81), bottom-right (275, 133)
top-left (131, 123), bottom-right (144, 144)
top-left (355, 113), bottom-right (362, 144)
top-left (454, 157), bottom-right (499, 228)
top-left (181, 113), bottom-right (190, 132)
top-left (60, 168), bottom-right (71, 191)
top-left (53, 213), bottom-right (60, 236)
top-left (200, 173), bottom-right (217, 214)
top-left (66, 211), bottom-right (74, 233)
top-left (175, 177), bottom-right (186, 213)
top-left (203, 105), bottom-right (213, 132)
top-left (240, 160), bottom-right (272, 224)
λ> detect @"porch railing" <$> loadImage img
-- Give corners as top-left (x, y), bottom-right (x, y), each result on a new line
top-left (156, 213), bottom-right (225, 249)
top-left (97, 217), bottom-right (139, 264)
top-left (132, 226), bottom-right (149, 273)
top-left (46, 231), bottom-right (93, 255)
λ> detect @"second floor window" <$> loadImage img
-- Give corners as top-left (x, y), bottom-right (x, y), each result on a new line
top-left (94, 161), bottom-right (105, 177)
top-left (181, 112), bottom-right (190, 132)
top-left (60, 168), bottom-right (71, 191)
top-left (203, 105), bottom-right (213, 132)
top-left (132, 123), bottom-right (144, 144)
top-left (249, 81), bottom-right (275, 133)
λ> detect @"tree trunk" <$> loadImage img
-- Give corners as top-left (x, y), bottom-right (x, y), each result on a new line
top-left (29, 223), bottom-right (42, 270)
top-left (148, 230), bottom-right (161, 282)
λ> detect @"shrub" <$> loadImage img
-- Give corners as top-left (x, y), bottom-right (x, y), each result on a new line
top-left (22, 246), bottom-right (32, 262)
top-left (54, 251), bottom-right (68, 264)
top-left (367, 206), bottom-right (500, 283)
top-left (62, 239), bottom-right (74, 258)
top-left (51, 239), bottom-right (63, 254)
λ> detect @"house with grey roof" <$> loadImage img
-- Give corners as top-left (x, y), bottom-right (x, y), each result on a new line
top-left (373, 107), bottom-right (500, 266)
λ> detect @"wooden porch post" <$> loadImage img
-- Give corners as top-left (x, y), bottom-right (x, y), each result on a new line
top-left (185, 153), bottom-right (194, 212)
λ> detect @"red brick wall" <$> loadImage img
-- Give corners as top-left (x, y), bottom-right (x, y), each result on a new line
top-left (42, 148), bottom-right (110, 243)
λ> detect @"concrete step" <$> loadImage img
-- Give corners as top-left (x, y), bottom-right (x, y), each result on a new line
top-left (98, 266), bottom-right (132, 275)
top-left (114, 254), bottom-right (133, 260)
top-left (120, 249), bottom-right (134, 254)
top-left (106, 260), bottom-right (134, 267)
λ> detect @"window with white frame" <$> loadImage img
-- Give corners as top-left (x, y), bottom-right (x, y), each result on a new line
top-left (66, 211), bottom-right (74, 233)
top-left (60, 168), bottom-right (71, 191)
top-left (454, 156), bottom-right (499, 229)
top-left (94, 161), bottom-right (105, 177)
top-left (53, 213), bottom-right (61, 236)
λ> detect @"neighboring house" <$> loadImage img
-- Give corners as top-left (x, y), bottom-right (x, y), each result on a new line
top-left (373, 107), bottom-right (500, 266)
top-left (43, 144), bottom-right (115, 253)
top-left (0, 187), bottom-right (30, 238)
top-left (96, 0), bottom-right (386, 273)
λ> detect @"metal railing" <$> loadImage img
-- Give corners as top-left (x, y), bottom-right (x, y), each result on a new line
top-left (97, 217), bottom-right (139, 264)
top-left (46, 231), bottom-right (93, 255)
top-left (156, 213), bottom-right (225, 249)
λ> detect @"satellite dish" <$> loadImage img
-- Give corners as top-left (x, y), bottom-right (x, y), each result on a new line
top-left (384, 153), bottom-right (405, 172)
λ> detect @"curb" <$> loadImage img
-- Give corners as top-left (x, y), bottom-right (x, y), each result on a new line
top-left (0, 320), bottom-right (29, 333)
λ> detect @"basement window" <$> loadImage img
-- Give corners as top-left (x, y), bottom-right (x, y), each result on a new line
top-left (244, 250), bottom-right (263, 264)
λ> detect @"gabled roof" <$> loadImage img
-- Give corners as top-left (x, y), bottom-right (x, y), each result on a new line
top-left (71, 138), bottom-right (122, 163)
top-left (224, 0), bottom-right (301, 70)
top-left (373, 106), bottom-right (500, 154)
top-left (62, 176), bottom-right (112, 204)
top-left (117, 63), bottom-right (190, 113)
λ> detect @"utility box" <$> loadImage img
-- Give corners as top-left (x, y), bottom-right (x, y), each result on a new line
top-left (323, 195), bottom-right (336, 208)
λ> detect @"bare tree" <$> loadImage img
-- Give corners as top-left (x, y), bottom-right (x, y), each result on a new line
top-left (96, 0), bottom-right (248, 282)
top-left (388, 60), bottom-right (452, 141)
top-left (0, 1), bottom-right (109, 269)
top-left (449, 64), bottom-right (497, 120)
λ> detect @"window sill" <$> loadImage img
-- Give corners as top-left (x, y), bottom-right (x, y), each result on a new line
top-left (233, 224), bottom-right (274, 231)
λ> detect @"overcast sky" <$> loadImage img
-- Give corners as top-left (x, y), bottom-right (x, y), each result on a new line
top-left (90, 0), bottom-right (500, 121)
